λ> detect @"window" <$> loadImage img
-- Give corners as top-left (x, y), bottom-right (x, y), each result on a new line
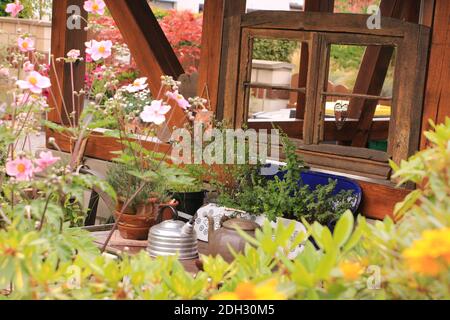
top-left (230, 11), bottom-right (430, 180)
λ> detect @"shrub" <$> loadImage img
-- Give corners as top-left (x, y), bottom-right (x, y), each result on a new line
top-left (159, 10), bottom-right (203, 74)
top-left (252, 38), bottom-right (298, 63)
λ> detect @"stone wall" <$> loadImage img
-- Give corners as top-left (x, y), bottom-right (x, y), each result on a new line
top-left (0, 17), bottom-right (51, 53)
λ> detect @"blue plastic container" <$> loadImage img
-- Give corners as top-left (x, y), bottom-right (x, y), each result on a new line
top-left (263, 169), bottom-right (362, 214)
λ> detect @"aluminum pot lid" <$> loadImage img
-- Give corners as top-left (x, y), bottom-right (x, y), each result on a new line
top-left (149, 220), bottom-right (194, 238)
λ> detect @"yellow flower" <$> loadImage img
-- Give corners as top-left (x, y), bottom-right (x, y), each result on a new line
top-left (210, 279), bottom-right (286, 300)
top-left (339, 261), bottom-right (364, 281)
top-left (403, 228), bottom-right (450, 276)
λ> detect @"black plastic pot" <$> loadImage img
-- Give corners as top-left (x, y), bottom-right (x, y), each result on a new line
top-left (172, 191), bottom-right (206, 216)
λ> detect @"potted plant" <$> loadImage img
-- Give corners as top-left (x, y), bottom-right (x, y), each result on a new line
top-left (107, 163), bottom-right (179, 240)
top-left (214, 135), bottom-right (356, 229)
top-left (102, 76), bottom-right (199, 240)
top-left (169, 164), bottom-right (207, 216)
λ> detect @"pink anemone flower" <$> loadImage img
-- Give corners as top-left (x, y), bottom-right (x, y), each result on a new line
top-left (6, 157), bottom-right (34, 181)
top-left (85, 40), bottom-right (112, 62)
top-left (16, 71), bottom-right (51, 94)
top-left (125, 77), bottom-right (148, 93)
top-left (5, 1), bottom-right (24, 18)
top-left (67, 49), bottom-right (81, 60)
top-left (18, 37), bottom-right (35, 53)
top-left (140, 100), bottom-right (171, 125)
top-left (83, 0), bottom-right (106, 15)
top-left (23, 61), bottom-right (35, 73)
top-left (34, 151), bottom-right (60, 173)
top-left (166, 90), bottom-right (190, 110)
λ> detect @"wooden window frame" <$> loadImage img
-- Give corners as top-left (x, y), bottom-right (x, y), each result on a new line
top-left (236, 29), bottom-right (316, 142)
top-left (228, 11), bottom-right (430, 181)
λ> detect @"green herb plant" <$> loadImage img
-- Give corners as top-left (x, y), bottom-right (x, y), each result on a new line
top-left (217, 134), bottom-right (355, 225)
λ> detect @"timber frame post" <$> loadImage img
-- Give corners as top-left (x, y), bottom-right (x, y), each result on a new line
top-left (48, 0), bottom-right (88, 125)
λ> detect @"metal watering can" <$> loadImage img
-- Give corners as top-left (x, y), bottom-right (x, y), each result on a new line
top-left (147, 206), bottom-right (199, 260)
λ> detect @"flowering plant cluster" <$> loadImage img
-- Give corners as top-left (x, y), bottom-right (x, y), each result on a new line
top-left (89, 8), bottom-right (203, 75)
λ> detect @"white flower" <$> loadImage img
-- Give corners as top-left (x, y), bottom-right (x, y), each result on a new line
top-left (139, 100), bottom-right (171, 125)
top-left (125, 77), bottom-right (148, 93)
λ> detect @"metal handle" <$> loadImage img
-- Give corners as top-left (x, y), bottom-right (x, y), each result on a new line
top-left (156, 205), bottom-right (179, 224)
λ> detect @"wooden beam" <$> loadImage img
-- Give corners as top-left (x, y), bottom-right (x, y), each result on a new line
top-left (296, 0), bottom-right (334, 120)
top-left (304, 0), bottom-right (335, 12)
top-left (48, 0), bottom-right (87, 125)
top-left (248, 119), bottom-right (389, 141)
top-left (420, 0), bottom-right (450, 149)
top-left (105, 0), bottom-right (186, 128)
top-left (348, 0), bottom-right (422, 148)
top-left (46, 129), bottom-right (171, 162)
top-left (197, 0), bottom-right (225, 112)
top-left (216, 0), bottom-right (247, 122)
top-left (420, 0), bottom-right (436, 27)
top-left (240, 11), bottom-right (413, 36)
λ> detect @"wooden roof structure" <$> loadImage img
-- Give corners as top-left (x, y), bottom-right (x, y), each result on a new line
top-left (47, 0), bottom-right (449, 220)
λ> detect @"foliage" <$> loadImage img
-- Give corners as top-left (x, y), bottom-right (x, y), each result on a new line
top-left (330, 45), bottom-right (365, 70)
top-left (0, 0), bottom-right (9, 16)
top-left (216, 134), bottom-right (354, 225)
top-left (334, 0), bottom-right (380, 13)
top-left (168, 164), bottom-right (206, 193)
top-left (151, 6), bottom-right (170, 20)
top-left (0, 120), bottom-right (449, 300)
top-left (90, 9), bottom-right (203, 75)
top-left (159, 10), bottom-right (203, 74)
top-left (0, 0), bottom-right (51, 19)
top-left (107, 163), bottom-right (170, 212)
top-left (252, 38), bottom-right (298, 63)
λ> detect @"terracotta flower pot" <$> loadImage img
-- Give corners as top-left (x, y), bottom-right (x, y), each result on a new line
top-left (114, 198), bottom-right (178, 240)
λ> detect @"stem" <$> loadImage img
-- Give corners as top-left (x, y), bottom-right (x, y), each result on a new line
top-left (0, 208), bottom-right (11, 225)
top-left (38, 194), bottom-right (51, 232)
top-left (70, 62), bottom-right (77, 123)
top-left (101, 182), bottom-right (147, 253)
top-left (101, 146), bottom-right (173, 253)
top-left (50, 55), bottom-right (73, 127)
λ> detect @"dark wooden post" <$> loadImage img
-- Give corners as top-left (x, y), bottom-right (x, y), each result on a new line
top-left (216, 0), bottom-right (247, 123)
top-left (296, 0), bottom-right (335, 120)
top-left (420, 0), bottom-right (450, 149)
top-left (48, 0), bottom-right (87, 125)
top-left (197, 0), bottom-right (225, 112)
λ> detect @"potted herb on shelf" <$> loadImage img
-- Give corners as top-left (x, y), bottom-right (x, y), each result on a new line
top-left (215, 135), bottom-right (357, 229)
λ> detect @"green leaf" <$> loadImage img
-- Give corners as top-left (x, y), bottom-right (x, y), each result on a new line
top-left (321, 226), bottom-right (334, 252)
top-left (393, 189), bottom-right (421, 220)
top-left (333, 210), bottom-right (354, 248)
top-left (315, 247), bottom-right (338, 280)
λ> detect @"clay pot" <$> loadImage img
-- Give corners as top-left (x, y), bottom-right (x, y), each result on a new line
top-left (207, 216), bottom-right (259, 263)
top-left (115, 198), bottom-right (178, 240)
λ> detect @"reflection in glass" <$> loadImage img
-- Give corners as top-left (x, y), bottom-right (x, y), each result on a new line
top-left (247, 38), bottom-right (308, 122)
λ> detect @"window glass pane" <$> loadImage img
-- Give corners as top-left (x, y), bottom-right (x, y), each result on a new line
top-left (248, 88), bottom-right (298, 121)
top-left (321, 44), bottom-right (396, 152)
top-left (247, 38), bottom-right (308, 122)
